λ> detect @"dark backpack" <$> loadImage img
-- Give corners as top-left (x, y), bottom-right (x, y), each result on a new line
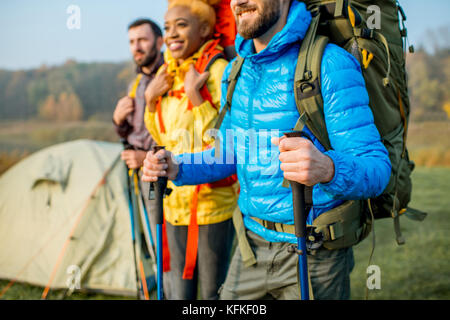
top-left (215, 0), bottom-right (427, 248)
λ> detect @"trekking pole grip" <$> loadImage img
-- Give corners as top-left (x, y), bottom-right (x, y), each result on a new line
top-left (291, 181), bottom-right (307, 239)
top-left (120, 138), bottom-right (133, 151)
top-left (152, 145), bottom-right (168, 225)
top-left (283, 131), bottom-right (311, 239)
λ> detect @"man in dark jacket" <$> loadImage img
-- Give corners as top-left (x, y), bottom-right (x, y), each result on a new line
top-left (113, 18), bottom-right (164, 161)
top-left (113, 19), bottom-right (164, 283)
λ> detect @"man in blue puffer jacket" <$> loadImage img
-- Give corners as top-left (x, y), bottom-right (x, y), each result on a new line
top-left (142, 0), bottom-right (391, 300)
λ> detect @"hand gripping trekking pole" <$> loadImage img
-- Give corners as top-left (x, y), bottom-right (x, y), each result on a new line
top-left (149, 145), bottom-right (172, 300)
top-left (284, 131), bottom-right (311, 300)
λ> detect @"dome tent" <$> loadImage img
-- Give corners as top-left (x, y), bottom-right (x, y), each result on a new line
top-left (0, 139), bottom-right (154, 298)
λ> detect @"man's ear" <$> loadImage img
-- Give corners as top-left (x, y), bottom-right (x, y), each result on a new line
top-left (156, 37), bottom-right (164, 52)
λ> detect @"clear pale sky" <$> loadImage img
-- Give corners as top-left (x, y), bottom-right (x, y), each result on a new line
top-left (0, 0), bottom-right (448, 70)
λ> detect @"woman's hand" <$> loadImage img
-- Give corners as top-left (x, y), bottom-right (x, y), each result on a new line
top-left (184, 64), bottom-right (209, 107)
top-left (142, 148), bottom-right (180, 182)
top-left (145, 65), bottom-right (174, 112)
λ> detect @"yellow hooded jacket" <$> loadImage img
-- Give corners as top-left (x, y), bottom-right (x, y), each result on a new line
top-left (144, 40), bottom-right (238, 226)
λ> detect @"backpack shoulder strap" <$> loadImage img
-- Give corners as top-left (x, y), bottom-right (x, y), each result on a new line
top-left (187, 40), bottom-right (225, 111)
top-left (203, 51), bottom-right (225, 73)
top-left (195, 39), bottom-right (225, 74)
top-left (214, 55), bottom-right (245, 130)
top-left (128, 73), bottom-right (143, 99)
top-left (213, 55), bottom-right (244, 159)
top-left (293, 8), bottom-right (332, 152)
top-left (282, 9), bottom-right (330, 190)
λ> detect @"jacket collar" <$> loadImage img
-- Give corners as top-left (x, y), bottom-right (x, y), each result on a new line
top-left (235, 1), bottom-right (312, 60)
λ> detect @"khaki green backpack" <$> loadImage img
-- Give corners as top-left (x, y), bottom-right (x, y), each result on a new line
top-left (216, 0), bottom-right (427, 249)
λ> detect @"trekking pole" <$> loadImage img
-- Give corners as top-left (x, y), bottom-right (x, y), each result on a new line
top-left (149, 145), bottom-right (172, 300)
top-left (284, 131), bottom-right (311, 300)
top-left (130, 169), bottom-right (151, 300)
top-left (290, 180), bottom-right (310, 300)
top-left (121, 139), bottom-right (142, 300)
top-left (136, 173), bottom-right (158, 274)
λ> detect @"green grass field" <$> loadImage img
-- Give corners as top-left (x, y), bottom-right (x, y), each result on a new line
top-left (1, 166), bottom-right (448, 300)
top-left (350, 167), bottom-right (450, 300)
top-left (0, 120), bottom-right (449, 300)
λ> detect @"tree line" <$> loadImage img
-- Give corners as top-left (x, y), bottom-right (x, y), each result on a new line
top-left (0, 60), bottom-right (134, 122)
top-left (406, 47), bottom-right (450, 121)
top-left (0, 48), bottom-right (448, 122)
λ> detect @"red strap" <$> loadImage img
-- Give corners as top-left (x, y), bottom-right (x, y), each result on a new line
top-left (208, 174), bottom-right (238, 188)
top-left (187, 38), bottom-right (222, 111)
top-left (156, 96), bottom-right (166, 134)
top-left (196, 39), bottom-right (223, 76)
top-left (186, 85), bottom-right (216, 111)
top-left (182, 184), bottom-right (202, 279)
top-left (168, 90), bottom-right (184, 99)
top-left (156, 81), bottom-right (214, 133)
top-left (163, 86), bottom-right (215, 112)
top-left (156, 41), bottom-right (223, 133)
top-left (155, 64), bottom-right (168, 134)
top-left (162, 217), bottom-right (171, 272)
top-left (181, 172), bottom-right (236, 280)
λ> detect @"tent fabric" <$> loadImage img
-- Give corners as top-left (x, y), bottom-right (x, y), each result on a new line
top-left (0, 139), bottom-right (151, 296)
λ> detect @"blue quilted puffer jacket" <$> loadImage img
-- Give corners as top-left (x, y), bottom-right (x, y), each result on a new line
top-left (173, 1), bottom-right (391, 244)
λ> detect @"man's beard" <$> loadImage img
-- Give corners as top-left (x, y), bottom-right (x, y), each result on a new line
top-left (235, 0), bottom-right (281, 40)
top-left (135, 42), bottom-right (158, 68)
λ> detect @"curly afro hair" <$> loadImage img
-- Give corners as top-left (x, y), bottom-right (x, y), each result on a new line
top-left (167, 0), bottom-right (221, 36)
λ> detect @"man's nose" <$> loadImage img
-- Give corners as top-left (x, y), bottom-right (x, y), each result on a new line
top-left (133, 42), bottom-right (142, 53)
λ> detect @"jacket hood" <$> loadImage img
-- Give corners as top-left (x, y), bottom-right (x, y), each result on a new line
top-left (235, 0), bottom-right (312, 60)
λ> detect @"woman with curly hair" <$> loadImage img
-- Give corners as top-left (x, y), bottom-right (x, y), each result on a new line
top-left (143, 0), bottom-right (238, 300)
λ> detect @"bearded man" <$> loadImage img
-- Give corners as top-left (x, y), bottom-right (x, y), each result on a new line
top-left (142, 0), bottom-right (391, 300)
top-left (113, 19), bottom-right (164, 283)
top-left (113, 18), bottom-right (164, 169)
